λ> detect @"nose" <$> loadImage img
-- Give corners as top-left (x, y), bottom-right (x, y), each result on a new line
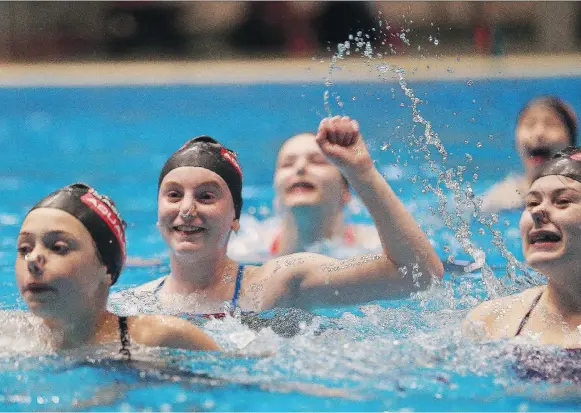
top-left (25, 250), bottom-right (45, 277)
top-left (532, 123), bottom-right (546, 141)
top-left (295, 157), bottom-right (308, 175)
top-left (179, 195), bottom-right (197, 219)
top-left (530, 205), bottom-right (549, 226)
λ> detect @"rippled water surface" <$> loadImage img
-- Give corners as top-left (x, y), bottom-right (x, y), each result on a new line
top-left (1, 77), bottom-right (581, 411)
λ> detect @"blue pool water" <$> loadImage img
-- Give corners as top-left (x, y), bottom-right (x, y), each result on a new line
top-left (1, 73), bottom-right (581, 411)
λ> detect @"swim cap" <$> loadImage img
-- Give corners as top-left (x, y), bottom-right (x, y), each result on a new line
top-left (158, 136), bottom-right (243, 219)
top-left (519, 97), bottom-right (578, 145)
top-left (28, 183), bottom-right (127, 284)
top-left (532, 146), bottom-right (581, 184)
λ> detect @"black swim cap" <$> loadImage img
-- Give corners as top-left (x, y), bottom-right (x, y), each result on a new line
top-left (28, 183), bottom-right (127, 284)
top-left (519, 97), bottom-right (578, 145)
top-left (532, 146), bottom-right (581, 184)
top-left (158, 136), bottom-right (243, 219)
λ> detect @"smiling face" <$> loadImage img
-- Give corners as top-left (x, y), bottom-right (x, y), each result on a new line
top-left (520, 175), bottom-right (581, 274)
top-left (516, 104), bottom-right (571, 174)
top-left (16, 209), bottom-right (109, 318)
top-left (274, 133), bottom-right (350, 212)
top-left (157, 167), bottom-right (238, 256)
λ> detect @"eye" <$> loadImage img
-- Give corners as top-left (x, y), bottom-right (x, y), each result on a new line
top-left (279, 159), bottom-right (294, 168)
top-left (17, 244), bottom-right (31, 256)
top-left (525, 199), bottom-right (540, 208)
top-left (198, 191), bottom-right (217, 203)
top-left (51, 241), bottom-right (70, 255)
top-left (166, 190), bottom-right (182, 201)
top-left (556, 198), bottom-right (571, 207)
top-left (310, 154), bottom-right (329, 164)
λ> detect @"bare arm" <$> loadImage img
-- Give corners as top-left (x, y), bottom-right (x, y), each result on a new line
top-left (314, 116), bottom-right (443, 283)
top-left (130, 315), bottom-right (221, 351)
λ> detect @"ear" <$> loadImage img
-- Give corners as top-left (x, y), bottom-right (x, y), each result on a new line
top-left (232, 219), bottom-right (240, 233)
top-left (340, 188), bottom-right (352, 206)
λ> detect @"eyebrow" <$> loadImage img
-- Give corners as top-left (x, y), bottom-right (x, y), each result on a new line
top-left (18, 230), bottom-right (75, 238)
top-left (527, 187), bottom-right (579, 198)
top-left (162, 180), bottom-right (222, 189)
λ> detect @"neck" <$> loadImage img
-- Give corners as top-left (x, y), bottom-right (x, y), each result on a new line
top-left (43, 307), bottom-right (109, 350)
top-left (545, 277), bottom-right (581, 317)
top-left (166, 249), bottom-right (234, 293)
top-left (278, 205), bottom-right (345, 255)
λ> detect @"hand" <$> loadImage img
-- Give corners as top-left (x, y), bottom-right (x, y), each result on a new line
top-left (315, 116), bottom-right (374, 176)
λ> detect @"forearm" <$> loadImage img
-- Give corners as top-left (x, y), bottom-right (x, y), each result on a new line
top-left (346, 167), bottom-right (444, 282)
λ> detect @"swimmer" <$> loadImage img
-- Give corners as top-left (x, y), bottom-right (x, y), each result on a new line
top-left (267, 131), bottom-right (379, 256)
top-left (481, 96), bottom-right (577, 213)
top-left (130, 116), bottom-right (444, 315)
top-left (16, 183), bottom-right (220, 354)
top-left (466, 147), bottom-right (581, 381)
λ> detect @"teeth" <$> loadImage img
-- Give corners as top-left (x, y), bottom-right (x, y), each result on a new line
top-left (175, 225), bottom-right (203, 231)
top-left (531, 232), bottom-right (560, 243)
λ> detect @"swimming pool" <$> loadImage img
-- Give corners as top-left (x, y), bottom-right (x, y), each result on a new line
top-left (1, 64), bottom-right (581, 410)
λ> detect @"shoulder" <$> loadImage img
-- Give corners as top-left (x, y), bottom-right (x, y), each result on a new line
top-left (480, 175), bottom-right (528, 213)
top-left (242, 253), bottom-right (329, 309)
top-left (128, 314), bottom-right (220, 351)
top-left (464, 286), bottom-right (544, 338)
top-left (132, 276), bottom-right (167, 294)
top-left (351, 224), bottom-right (381, 249)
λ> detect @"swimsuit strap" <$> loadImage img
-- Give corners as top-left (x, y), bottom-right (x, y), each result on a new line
top-left (515, 290), bottom-right (544, 337)
top-left (118, 316), bottom-right (131, 360)
top-left (153, 276), bottom-right (167, 295)
top-left (231, 264), bottom-right (245, 310)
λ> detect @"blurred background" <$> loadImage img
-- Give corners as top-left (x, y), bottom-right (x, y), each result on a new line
top-left (0, 1), bottom-right (579, 61)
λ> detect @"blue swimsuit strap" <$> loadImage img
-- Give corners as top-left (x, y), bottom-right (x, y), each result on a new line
top-left (154, 264), bottom-right (245, 311)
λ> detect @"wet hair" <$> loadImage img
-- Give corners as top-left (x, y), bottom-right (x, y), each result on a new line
top-left (532, 146), bottom-right (581, 184)
top-left (277, 132), bottom-right (350, 189)
top-left (518, 96), bottom-right (578, 145)
top-left (158, 136), bottom-right (243, 219)
top-left (27, 183), bottom-right (127, 284)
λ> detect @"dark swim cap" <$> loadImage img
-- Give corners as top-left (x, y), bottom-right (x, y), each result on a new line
top-left (519, 96), bottom-right (578, 145)
top-left (28, 183), bottom-right (127, 284)
top-left (158, 136), bottom-right (243, 219)
top-left (532, 146), bottom-right (581, 184)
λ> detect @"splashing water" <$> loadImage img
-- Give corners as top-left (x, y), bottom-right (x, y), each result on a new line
top-left (321, 26), bottom-right (537, 301)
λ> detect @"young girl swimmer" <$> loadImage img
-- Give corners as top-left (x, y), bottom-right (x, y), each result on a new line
top-left (16, 183), bottom-right (220, 355)
top-left (132, 116), bottom-right (444, 314)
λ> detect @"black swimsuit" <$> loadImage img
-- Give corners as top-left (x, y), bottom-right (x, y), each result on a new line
top-left (118, 316), bottom-right (131, 360)
top-left (512, 290), bottom-right (581, 383)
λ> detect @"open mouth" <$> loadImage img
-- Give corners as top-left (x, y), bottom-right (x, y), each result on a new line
top-left (173, 225), bottom-right (205, 236)
top-left (288, 182), bottom-right (316, 193)
top-left (529, 230), bottom-right (562, 245)
top-left (527, 147), bottom-right (552, 164)
top-left (24, 284), bottom-right (56, 294)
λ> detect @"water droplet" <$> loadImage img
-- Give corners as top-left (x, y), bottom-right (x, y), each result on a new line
top-left (467, 80), bottom-right (473, 86)
top-left (443, 245), bottom-right (451, 253)
top-left (434, 39), bottom-right (439, 46)
top-left (472, 99), bottom-right (476, 104)
top-left (473, 173), bottom-right (479, 180)
top-left (352, 96), bottom-right (357, 101)
top-left (465, 153), bottom-right (473, 162)
top-left (479, 228), bottom-right (485, 235)
top-left (476, 142), bottom-right (482, 148)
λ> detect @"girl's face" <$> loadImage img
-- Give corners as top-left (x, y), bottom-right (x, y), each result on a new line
top-left (16, 208), bottom-right (109, 318)
top-left (520, 175), bottom-right (581, 275)
top-left (516, 104), bottom-right (571, 174)
top-left (158, 167), bottom-right (238, 256)
top-left (274, 133), bottom-right (350, 212)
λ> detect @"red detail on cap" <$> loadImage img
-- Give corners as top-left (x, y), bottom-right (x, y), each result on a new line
top-left (221, 147), bottom-right (243, 178)
top-left (570, 153), bottom-right (581, 161)
top-left (80, 192), bottom-right (127, 260)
